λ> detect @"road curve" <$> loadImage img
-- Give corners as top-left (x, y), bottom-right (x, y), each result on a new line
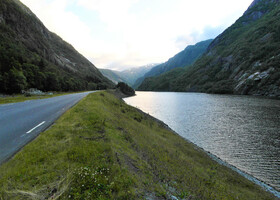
top-left (0, 91), bottom-right (94, 164)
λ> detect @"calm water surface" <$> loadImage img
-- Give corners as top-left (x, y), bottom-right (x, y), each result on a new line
top-left (124, 92), bottom-right (280, 192)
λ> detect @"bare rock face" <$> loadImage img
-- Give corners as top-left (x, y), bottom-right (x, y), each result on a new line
top-left (0, 14), bottom-right (4, 24)
top-left (243, 0), bottom-right (280, 22)
top-left (234, 67), bottom-right (276, 94)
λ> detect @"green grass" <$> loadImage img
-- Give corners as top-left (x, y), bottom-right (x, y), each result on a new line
top-left (0, 91), bottom-right (277, 199)
top-left (0, 92), bottom-right (82, 104)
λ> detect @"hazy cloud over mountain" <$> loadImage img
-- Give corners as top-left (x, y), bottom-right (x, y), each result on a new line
top-left (20, 0), bottom-right (252, 70)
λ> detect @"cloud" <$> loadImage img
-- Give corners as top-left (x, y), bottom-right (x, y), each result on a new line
top-left (20, 0), bottom-right (253, 70)
top-left (175, 35), bottom-right (196, 50)
top-left (75, 0), bottom-right (252, 68)
top-left (20, 0), bottom-right (95, 54)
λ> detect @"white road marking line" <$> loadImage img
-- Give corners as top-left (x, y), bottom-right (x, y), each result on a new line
top-left (26, 121), bottom-right (46, 134)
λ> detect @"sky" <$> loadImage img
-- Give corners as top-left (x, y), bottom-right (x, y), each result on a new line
top-left (20, 0), bottom-right (253, 71)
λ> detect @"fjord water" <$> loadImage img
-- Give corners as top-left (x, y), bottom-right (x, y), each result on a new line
top-left (124, 92), bottom-right (280, 192)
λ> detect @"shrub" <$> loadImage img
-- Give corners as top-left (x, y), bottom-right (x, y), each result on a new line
top-left (8, 68), bottom-right (27, 93)
top-left (116, 82), bottom-right (135, 96)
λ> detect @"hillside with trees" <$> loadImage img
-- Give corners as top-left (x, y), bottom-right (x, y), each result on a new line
top-left (0, 0), bottom-right (113, 94)
top-left (138, 0), bottom-right (280, 97)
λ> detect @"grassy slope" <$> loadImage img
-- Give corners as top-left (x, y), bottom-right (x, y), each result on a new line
top-left (0, 92), bottom-right (276, 200)
top-left (0, 92), bottom-right (79, 104)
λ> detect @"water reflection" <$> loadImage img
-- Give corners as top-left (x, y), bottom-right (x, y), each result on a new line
top-left (125, 92), bottom-right (280, 191)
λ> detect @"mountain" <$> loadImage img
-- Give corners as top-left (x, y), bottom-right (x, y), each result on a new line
top-left (100, 64), bottom-right (157, 86)
top-left (138, 0), bottom-right (280, 97)
top-left (144, 39), bottom-right (213, 78)
top-left (99, 69), bottom-right (128, 84)
top-left (134, 39), bottom-right (213, 89)
top-left (137, 68), bottom-right (185, 91)
top-left (0, 0), bottom-right (113, 94)
top-left (120, 64), bottom-right (158, 85)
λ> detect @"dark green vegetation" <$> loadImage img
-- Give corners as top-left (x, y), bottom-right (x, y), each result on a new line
top-left (135, 39), bottom-right (213, 89)
top-left (0, 0), bottom-right (113, 94)
top-left (137, 68), bottom-right (185, 91)
top-left (138, 0), bottom-right (280, 97)
top-left (0, 91), bottom-right (277, 200)
top-left (100, 64), bottom-right (156, 87)
top-left (116, 82), bottom-right (135, 96)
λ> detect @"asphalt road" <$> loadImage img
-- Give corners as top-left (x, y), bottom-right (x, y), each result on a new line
top-left (0, 91), bottom-right (94, 164)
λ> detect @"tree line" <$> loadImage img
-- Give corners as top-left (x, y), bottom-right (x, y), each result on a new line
top-left (0, 41), bottom-right (108, 94)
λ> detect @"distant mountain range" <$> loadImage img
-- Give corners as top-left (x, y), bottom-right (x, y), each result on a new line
top-left (138, 0), bottom-right (280, 97)
top-left (134, 39), bottom-right (213, 89)
top-left (0, 0), bottom-right (113, 94)
top-left (143, 39), bottom-right (213, 78)
top-left (101, 40), bottom-right (212, 89)
top-left (99, 64), bottom-right (157, 87)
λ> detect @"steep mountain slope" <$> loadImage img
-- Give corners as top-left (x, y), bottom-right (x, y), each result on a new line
top-left (134, 39), bottom-right (213, 89)
top-left (139, 0), bottom-right (280, 97)
top-left (0, 0), bottom-right (113, 94)
top-left (99, 69), bottom-right (128, 84)
top-left (146, 39), bottom-right (213, 78)
top-left (100, 64), bottom-right (156, 86)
